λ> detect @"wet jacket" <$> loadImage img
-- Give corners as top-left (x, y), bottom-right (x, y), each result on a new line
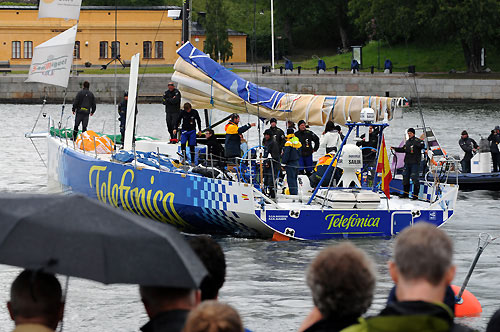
top-left (295, 129), bottom-right (319, 157)
top-left (282, 134), bottom-right (302, 165)
top-left (176, 109), bottom-right (201, 132)
top-left (224, 121), bottom-right (251, 158)
top-left (263, 136), bottom-right (281, 162)
top-left (459, 137), bottom-right (478, 160)
top-left (267, 126), bottom-right (286, 151)
top-left (72, 88), bottom-right (96, 114)
top-left (341, 301), bottom-right (476, 332)
top-left (488, 132), bottom-right (500, 154)
top-left (162, 88), bottom-right (181, 114)
top-left (392, 136), bottom-right (425, 165)
top-left (140, 309), bottom-right (189, 332)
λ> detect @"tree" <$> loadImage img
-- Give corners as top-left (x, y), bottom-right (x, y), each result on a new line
top-left (204, 0), bottom-right (233, 62)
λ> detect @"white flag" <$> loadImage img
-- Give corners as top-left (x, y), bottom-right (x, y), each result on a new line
top-left (38, 0), bottom-right (82, 20)
top-left (25, 25), bottom-right (77, 88)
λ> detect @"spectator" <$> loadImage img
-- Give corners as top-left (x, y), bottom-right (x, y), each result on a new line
top-left (298, 242), bottom-right (375, 332)
top-left (7, 270), bottom-right (64, 332)
top-left (282, 128), bottom-right (302, 195)
top-left (183, 301), bottom-right (243, 332)
top-left (458, 130), bottom-right (479, 173)
top-left (319, 121), bottom-right (341, 154)
top-left (384, 59), bottom-right (393, 74)
top-left (188, 236), bottom-right (226, 301)
top-left (351, 59), bottom-right (359, 74)
top-left (295, 120), bottom-right (320, 176)
top-left (162, 82), bottom-right (182, 143)
top-left (488, 126), bottom-right (500, 172)
top-left (139, 286), bottom-right (200, 332)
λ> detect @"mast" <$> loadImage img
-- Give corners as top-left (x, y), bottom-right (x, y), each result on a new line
top-left (182, 0), bottom-right (190, 43)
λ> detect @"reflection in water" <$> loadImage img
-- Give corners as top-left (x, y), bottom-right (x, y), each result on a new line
top-left (0, 104), bottom-right (499, 331)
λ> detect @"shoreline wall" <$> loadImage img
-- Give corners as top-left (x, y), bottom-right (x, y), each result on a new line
top-left (1, 73), bottom-right (499, 104)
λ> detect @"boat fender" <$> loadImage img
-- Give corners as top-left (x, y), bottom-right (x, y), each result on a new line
top-left (284, 228), bottom-right (296, 237)
top-left (450, 284), bottom-right (482, 317)
top-left (289, 210), bottom-right (300, 218)
top-left (411, 209), bottom-right (421, 218)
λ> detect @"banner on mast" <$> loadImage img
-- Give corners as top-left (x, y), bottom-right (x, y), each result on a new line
top-left (38, 0), bottom-right (82, 20)
top-left (25, 25), bottom-right (77, 88)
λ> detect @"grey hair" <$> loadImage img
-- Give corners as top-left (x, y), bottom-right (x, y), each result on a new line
top-left (306, 242), bottom-right (375, 319)
top-left (394, 222), bottom-right (453, 285)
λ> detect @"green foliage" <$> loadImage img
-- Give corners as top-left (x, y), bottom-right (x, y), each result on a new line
top-left (203, 0), bottom-right (233, 62)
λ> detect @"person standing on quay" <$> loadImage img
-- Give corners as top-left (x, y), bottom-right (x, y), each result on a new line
top-left (162, 82), bottom-right (181, 143)
top-left (72, 80), bottom-right (96, 140)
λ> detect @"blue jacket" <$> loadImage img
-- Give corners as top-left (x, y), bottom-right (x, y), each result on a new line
top-left (282, 134), bottom-right (302, 165)
top-left (224, 121), bottom-right (251, 158)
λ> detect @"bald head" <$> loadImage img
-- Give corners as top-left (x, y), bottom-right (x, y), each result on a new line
top-left (8, 270), bottom-right (64, 330)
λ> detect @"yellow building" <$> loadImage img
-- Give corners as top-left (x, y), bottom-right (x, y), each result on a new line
top-left (0, 6), bottom-right (247, 67)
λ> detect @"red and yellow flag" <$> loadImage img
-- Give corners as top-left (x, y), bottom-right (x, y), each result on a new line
top-left (376, 135), bottom-right (392, 199)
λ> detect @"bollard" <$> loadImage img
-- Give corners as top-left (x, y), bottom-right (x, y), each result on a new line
top-left (390, 67), bottom-right (393, 74)
top-left (316, 66), bottom-right (319, 74)
top-left (408, 65), bottom-right (416, 74)
top-left (262, 66), bottom-right (265, 74)
top-left (371, 66), bottom-right (374, 74)
top-left (385, 91), bottom-right (390, 97)
top-left (334, 66), bottom-right (338, 75)
top-left (298, 66), bottom-right (301, 75)
top-left (280, 66), bottom-right (283, 75)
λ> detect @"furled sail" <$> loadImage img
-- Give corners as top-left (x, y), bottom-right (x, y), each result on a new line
top-left (25, 25), bottom-right (77, 88)
top-left (172, 42), bottom-right (404, 126)
top-left (38, 0), bottom-right (82, 20)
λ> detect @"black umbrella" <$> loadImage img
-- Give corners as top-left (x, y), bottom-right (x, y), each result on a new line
top-left (0, 193), bottom-right (206, 288)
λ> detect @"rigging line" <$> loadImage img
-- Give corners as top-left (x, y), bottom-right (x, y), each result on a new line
top-left (31, 93), bottom-right (47, 133)
top-left (30, 139), bottom-right (47, 168)
top-left (113, 0), bottom-right (118, 150)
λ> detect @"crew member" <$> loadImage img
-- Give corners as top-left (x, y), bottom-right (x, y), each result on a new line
top-left (224, 114), bottom-right (255, 164)
top-left (390, 128), bottom-right (425, 199)
top-left (72, 80), bottom-right (96, 140)
top-left (282, 128), bottom-right (302, 195)
top-left (458, 130), bottom-right (478, 173)
top-left (295, 120), bottom-right (319, 176)
top-left (162, 82), bottom-right (181, 143)
top-left (309, 153), bottom-right (342, 188)
top-left (174, 103), bottom-right (202, 164)
top-left (201, 129), bottom-right (224, 167)
top-left (488, 126), bottom-right (500, 172)
top-left (263, 129), bottom-right (281, 198)
top-left (267, 118), bottom-right (286, 152)
top-left (117, 91), bottom-right (138, 146)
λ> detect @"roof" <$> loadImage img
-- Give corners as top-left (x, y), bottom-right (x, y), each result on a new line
top-left (0, 6), bottom-right (181, 11)
top-left (191, 21), bottom-right (246, 36)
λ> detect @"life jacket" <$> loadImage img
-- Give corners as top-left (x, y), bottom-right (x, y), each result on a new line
top-left (284, 134), bottom-right (302, 149)
top-left (314, 153), bottom-right (337, 172)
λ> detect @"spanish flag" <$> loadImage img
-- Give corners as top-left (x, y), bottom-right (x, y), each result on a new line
top-left (376, 135), bottom-right (392, 199)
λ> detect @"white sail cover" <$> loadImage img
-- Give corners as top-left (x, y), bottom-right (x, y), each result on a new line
top-left (38, 0), bottom-right (82, 20)
top-left (124, 53), bottom-right (140, 151)
top-left (173, 42), bottom-right (404, 126)
top-left (25, 25), bottom-right (77, 88)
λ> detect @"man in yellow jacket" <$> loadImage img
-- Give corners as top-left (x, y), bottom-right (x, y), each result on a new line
top-left (224, 113), bottom-right (255, 163)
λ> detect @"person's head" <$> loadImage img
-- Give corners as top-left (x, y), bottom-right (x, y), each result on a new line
top-left (184, 102), bottom-right (192, 112)
top-left (183, 300), bottom-right (243, 332)
top-left (270, 118), bottom-right (277, 128)
top-left (369, 125), bottom-right (374, 133)
top-left (334, 125), bottom-right (342, 133)
top-left (407, 127), bottom-right (415, 138)
top-left (495, 125), bottom-right (500, 133)
top-left (263, 129), bottom-right (273, 141)
top-left (389, 223), bottom-right (455, 301)
top-left (230, 113), bottom-right (240, 124)
top-left (298, 120), bottom-right (306, 131)
top-left (287, 120), bottom-right (295, 129)
top-left (140, 286), bottom-right (200, 319)
top-left (286, 128), bottom-right (295, 137)
top-left (461, 130), bottom-right (468, 138)
top-left (124, 91), bottom-right (128, 100)
top-left (188, 236), bottom-right (226, 301)
top-left (83, 81), bottom-right (90, 89)
top-left (324, 121), bottom-right (335, 133)
top-left (205, 129), bottom-right (214, 139)
top-left (168, 82), bottom-right (175, 91)
top-left (306, 242), bottom-right (375, 320)
top-left (7, 270), bottom-right (64, 330)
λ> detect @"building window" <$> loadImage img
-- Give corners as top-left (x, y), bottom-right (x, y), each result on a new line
top-left (111, 41), bottom-right (120, 59)
top-left (143, 41), bottom-right (152, 59)
top-left (155, 41), bottom-right (163, 59)
top-left (12, 41), bottom-right (21, 59)
top-left (74, 41), bottom-right (80, 59)
top-left (99, 41), bottom-right (108, 59)
top-left (23, 41), bottom-right (33, 59)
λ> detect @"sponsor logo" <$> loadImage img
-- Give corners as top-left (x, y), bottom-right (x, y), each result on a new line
top-left (241, 194), bottom-right (249, 201)
top-left (324, 213), bottom-right (380, 231)
top-left (429, 211), bottom-right (437, 220)
top-left (30, 55), bottom-right (69, 77)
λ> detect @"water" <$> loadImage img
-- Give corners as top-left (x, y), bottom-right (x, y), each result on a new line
top-left (0, 103), bottom-right (500, 331)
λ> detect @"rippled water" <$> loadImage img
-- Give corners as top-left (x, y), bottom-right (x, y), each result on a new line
top-left (0, 103), bottom-right (499, 331)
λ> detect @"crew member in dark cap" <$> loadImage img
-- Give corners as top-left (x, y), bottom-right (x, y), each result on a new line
top-left (262, 129), bottom-right (281, 198)
top-left (459, 130), bottom-right (478, 173)
top-left (295, 120), bottom-right (320, 176)
top-left (266, 118), bottom-right (286, 153)
top-left (162, 82), bottom-right (182, 143)
top-left (391, 128), bottom-right (425, 199)
top-left (488, 125), bottom-right (500, 172)
top-left (117, 91), bottom-right (138, 146)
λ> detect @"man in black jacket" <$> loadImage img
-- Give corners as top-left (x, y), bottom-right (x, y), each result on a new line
top-left (200, 129), bottom-right (224, 167)
top-left (72, 80), bottom-right (96, 140)
top-left (458, 130), bottom-right (478, 173)
top-left (267, 118), bottom-right (286, 152)
top-left (391, 128), bottom-right (425, 199)
top-left (174, 103), bottom-right (202, 164)
top-left (295, 120), bottom-right (319, 176)
top-left (162, 82), bottom-right (181, 143)
top-left (263, 129), bottom-right (281, 198)
top-left (488, 126), bottom-right (500, 172)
